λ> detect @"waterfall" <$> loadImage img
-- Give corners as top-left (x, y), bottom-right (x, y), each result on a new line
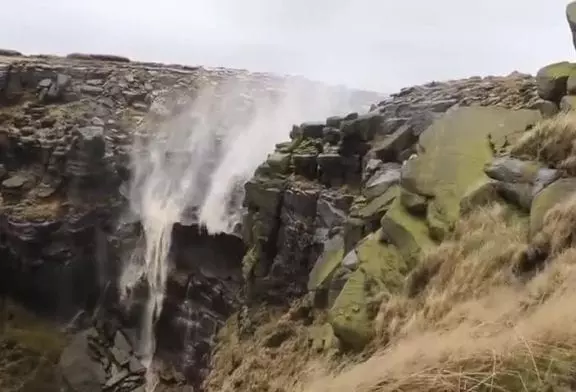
top-left (118, 76), bottom-right (375, 391)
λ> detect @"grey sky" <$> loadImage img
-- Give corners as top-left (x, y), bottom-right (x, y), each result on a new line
top-left (2, 0), bottom-right (573, 92)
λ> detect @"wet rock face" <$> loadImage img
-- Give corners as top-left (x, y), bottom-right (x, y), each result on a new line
top-left (155, 224), bottom-right (244, 388)
top-left (0, 52), bottom-right (381, 391)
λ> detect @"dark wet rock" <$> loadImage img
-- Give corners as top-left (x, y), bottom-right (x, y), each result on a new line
top-left (300, 121), bottom-right (326, 139)
top-left (292, 153), bottom-right (318, 179)
top-left (322, 126), bottom-right (342, 145)
top-left (317, 153), bottom-right (344, 187)
top-left (315, 190), bottom-right (353, 235)
top-left (536, 62), bottom-right (575, 102)
top-left (0, 48), bottom-right (22, 57)
top-left (340, 112), bottom-right (387, 141)
top-left (67, 53), bottom-right (131, 63)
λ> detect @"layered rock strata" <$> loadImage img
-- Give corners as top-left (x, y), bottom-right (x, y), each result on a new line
top-left (0, 51), bottom-right (381, 391)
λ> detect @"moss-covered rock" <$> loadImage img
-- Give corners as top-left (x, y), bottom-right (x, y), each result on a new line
top-left (352, 185), bottom-right (399, 231)
top-left (381, 197), bottom-right (435, 262)
top-left (530, 178), bottom-right (576, 236)
top-left (536, 62), bottom-right (576, 102)
top-left (328, 231), bottom-right (406, 350)
top-left (244, 177), bottom-right (286, 215)
top-left (308, 235), bottom-right (344, 291)
top-left (399, 187), bottom-right (428, 215)
top-left (266, 153), bottom-right (292, 174)
top-left (560, 95), bottom-right (576, 111)
top-left (401, 106), bottom-right (541, 239)
top-left (460, 178), bottom-right (502, 214)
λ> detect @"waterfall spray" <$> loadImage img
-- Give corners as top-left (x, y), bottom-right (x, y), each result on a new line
top-left (119, 75), bottom-right (376, 391)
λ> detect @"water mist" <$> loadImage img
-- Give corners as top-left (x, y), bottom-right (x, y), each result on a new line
top-left (118, 74), bottom-right (376, 391)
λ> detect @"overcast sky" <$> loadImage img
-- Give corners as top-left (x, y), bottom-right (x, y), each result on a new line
top-left (1, 0), bottom-right (573, 92)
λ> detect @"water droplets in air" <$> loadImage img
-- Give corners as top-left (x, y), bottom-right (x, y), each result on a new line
top-left (117, 76), bottom-right (375, 391)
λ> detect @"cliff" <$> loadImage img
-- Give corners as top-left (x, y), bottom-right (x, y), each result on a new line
top-left (4, 4), bottom-right (576, 392)
top-left (0, 51), bottom-right (380, 392)
top-left (203, 4), bottom-right (576, 392)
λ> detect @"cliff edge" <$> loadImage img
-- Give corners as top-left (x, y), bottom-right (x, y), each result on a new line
top-left (204, 3), bottom-right (576, 392)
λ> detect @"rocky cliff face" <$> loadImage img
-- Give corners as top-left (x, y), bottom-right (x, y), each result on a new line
top-left (5, 5), bottom-right (576, 391)
top-left (203, 13), bottom-right (576, 388)
top-left (0, 51), bottom-right (381, 391)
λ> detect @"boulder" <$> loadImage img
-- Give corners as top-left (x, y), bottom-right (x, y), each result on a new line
top-left (484, 157), bottom-right (541, 183)
top-left (460, 179), bottom-right (502, 214)
top-left (292, 153), bottom-right (318, 179)
top-left (315, 190), bottom-right (353, 240)
top-left (363, 163), bottom-right (401, 199)
top-left (530, 178), bottom-right (576, 236)
top-left (59, 330), bottom-right (106, 392)
top-left (351, 185), bottom-right (399, 234)
top-left (308, 235), bottom-right (344, 291)
top-left (399, 188), bottom-right (428, 215)
top-left (536, 62), bottom-right (576, 102)
top-left (299, 121), bottom-right (325, 139)
top-left (560, 95), bottom-right (576, 111)
top-left (566, 70), bottom-right (576, 95)
top-left (328, 232), bottom-right (407, 350)
top-left (317, 153), bottom-right (344, 187)
top-left (322, 126), bottom-right (342, 145)
top-left (380, 197), bottom-right (435, 262)
top-left (266, 153), bottom-right (291, 175)
top-left (401, 106), bottom-right (541, 239)
top-left (530, 99), bottom-right (559, 118)
top-left (340, 112), bottom-right (387, 141)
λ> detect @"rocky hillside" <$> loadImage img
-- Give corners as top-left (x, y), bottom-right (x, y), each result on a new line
top-left (203, 4), bottom-right (576, 392)
top-left (0, 50), bottom-right (381, 392)
top-left (4, 3), bottom-right (576, 392)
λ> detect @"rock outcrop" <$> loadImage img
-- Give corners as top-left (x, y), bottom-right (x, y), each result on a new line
top-left (0, 51), bottom-right (381, 391)
top-left (204, 4), bottom-right (576, 391)
top-left (239, 71), bottom-right (542, 309)
top-left (204, 53), bottom-right (576, 392)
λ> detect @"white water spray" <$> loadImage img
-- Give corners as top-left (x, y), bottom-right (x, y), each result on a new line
top-left (119, 74), bottom-right (379, 391)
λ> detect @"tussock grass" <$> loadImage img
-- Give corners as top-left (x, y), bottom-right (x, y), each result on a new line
top-left (297, 197), bottom-right (576, 392)
top-left (208, 113), bottom-right (576, 392)
top-left (512, 111), bottom-right (576, 175)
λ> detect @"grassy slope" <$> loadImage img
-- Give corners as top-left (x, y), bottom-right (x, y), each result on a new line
top-left (207, 113), bottom-right (576, 392)
top-left (297, 113), bottom-right (576, 392)
top-left (0, 301), bottom-right (67, 392)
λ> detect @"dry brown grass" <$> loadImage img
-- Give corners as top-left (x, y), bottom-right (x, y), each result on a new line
top-left (511, 111), bottom-right (576, 175)
top-left (295, 197), bottom-right (576, 392)
top-left (204, 299), bottom-right (344, 392)
top-left (206, 173), bottom-right (576, 392)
